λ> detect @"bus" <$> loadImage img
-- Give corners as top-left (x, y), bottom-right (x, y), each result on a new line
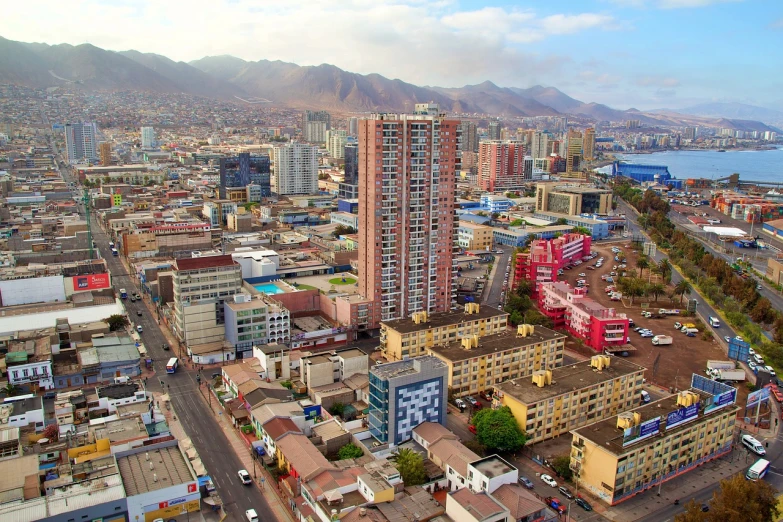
top-left (746, 458), bottom-right (770, 481)
top-left (709, 316), bottom-right (721, 328)
top-left (166, 358), bottom-right (178, 374)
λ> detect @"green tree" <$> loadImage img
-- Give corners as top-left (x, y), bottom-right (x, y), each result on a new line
top-left (647, 283), bottom-right (666, 302)
top-left (674, 500), bottom-right (708, 522)
top-left (1, 382), bottom-right (21, 397)
top-left (555, 217), bottom-right (568, 225)
top-left (637, 257), bottom-right (650, 279)
top-left (509, 219), bottom-right (525, 227)
top-left (328, 402), bottom-right (345, 417)
top-left (491, 212), bottom-right (501, 221)
top-left (337, 443), bottom-right (364, 460)
top-left (332, 225), bottom-right (357, 238)
top-left (550, 455), bottom-right (573, 481)
top-left (104, 314), bottom-right (129, 332)
top-left (699, 474), bottom-right (779, 522)
top-left (463, 439), bottom-right (486, 457)
top-left (674, 279), bottom-right (692, 304)
top-left (389, 448), bottom-right (427, 486)
top-left (471, 406), bottom-right (527, 452)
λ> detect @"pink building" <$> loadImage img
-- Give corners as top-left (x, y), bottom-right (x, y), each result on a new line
top-left (513, 234), bottom-right (592, 296)
top-left (478, 140), bottom-right (525, 192)
top-left (538, 281), bottom-right (628, 351)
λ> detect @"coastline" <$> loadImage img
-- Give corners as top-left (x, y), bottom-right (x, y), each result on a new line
top-left (620, 145), bottom-right (779, 155)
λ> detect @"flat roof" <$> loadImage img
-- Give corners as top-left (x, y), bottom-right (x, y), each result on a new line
top-left (117, 444), bottom-right (193, 495)
top-left (381, 307), bottom-right (508, 335)
top-left (428, 328), bottom-right (564, 362)
top-left (370, 355), bottom-right (448, 380)
top-left (470, 455), bottom-right (516, 478)
top-left (496, 358), bottom-right (646, 405)
top-left (573, 389), bottom-right (740, 456)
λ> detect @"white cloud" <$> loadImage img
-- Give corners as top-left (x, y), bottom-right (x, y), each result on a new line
top-left (610, 0), bottom-right (742, 8)
top-left (0, 0), bottom-right (619, 89)
top-left (635, 76), bottom-right (681, 87)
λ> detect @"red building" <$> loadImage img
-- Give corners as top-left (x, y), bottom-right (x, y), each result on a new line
top-left (478, 140), bottom-right (525, 192)
top-left (513, 234), bottom-right (592, 296)
top-left (538, 281), bottom-right (628, 352)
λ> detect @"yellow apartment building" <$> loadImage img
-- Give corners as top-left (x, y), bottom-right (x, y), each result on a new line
top-left (426, 324), bottom-right (565, 397)
top-left (571, 388), bottom-right (739, 505)
top-left (380, 304), bottom-right (509, 362)
top-left (492, 355), bottom-right (645, 444)
top-left (457, 221), bottom-right (494, 251)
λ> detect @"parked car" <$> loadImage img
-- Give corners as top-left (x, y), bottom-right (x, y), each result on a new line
top-left (479, 390), bottom-right (493, 401)
top-left (519, 476), bottom-right (534, 489)
top-left (540, 474), bottom-right (557, 487)
top-left (765, 366), bottom-right (776, 376)
top-left (162, 343), bottom-right (170, 351)
top-left (468, 425), bottom-right (477, 434)
top-left (238, 469), bottom-right (252, 485)
top-left (578, 273), bottom-right (586, 277)
top-left (749, 361), bottom-right (758, 371)
top-left (465, 396), bottom-right (480, 408)
top-left (136, 325), bottom-right (143, 333)
top-left (454, 398), bottom-right (466, 409)
top-left (246, 509), bottom-right (259, 522)
top-left (640, 331), bottom-right (654, 338)
top-left (724, 336), bottom-right (731, 343)
top-left (136, 310), bottom-right (142, 316)
top-left (748, 348), bottom-right (756, 356)
top-left (576, 498), bottom-right (593, 511)
top-left (558, 486), bottom-right (574, 499)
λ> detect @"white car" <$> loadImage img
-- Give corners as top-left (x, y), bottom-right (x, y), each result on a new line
top-left (246, 509), bottom-right (259, 522)
top-left (540, 474), bottom-right (558, 487)
top-left (748, 348), bottom-right (756, 356)
top-left (640, 331), bottom-right (654, 338)
top-left (764, 366), bottom-right (776, 376)
top-left (578, 273), bottom-right (586, 277)
top-left (749, 361), bottom-right (758, 371)
top-left (238, 469), bottom-right (252, 485)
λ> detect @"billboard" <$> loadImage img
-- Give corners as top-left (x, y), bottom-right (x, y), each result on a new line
top-left (71, 273), bottom-right (111, 291)
top-left (704, 388), bottom-right (737, 414)
top-left (666, 402), bottom-right (700, 430)
top-left (746, 388), bottom-right (770, 409)
top-left (728, 338), bottom-right (751, 363)
top-left (622, 417), bottom-right (661, 447)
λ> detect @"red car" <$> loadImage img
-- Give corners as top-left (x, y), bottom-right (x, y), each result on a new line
top-left (468, 425), bottom-right (477, 434)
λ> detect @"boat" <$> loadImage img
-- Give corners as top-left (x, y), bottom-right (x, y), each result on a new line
top-left (717, 149), bottom-right (726, 152)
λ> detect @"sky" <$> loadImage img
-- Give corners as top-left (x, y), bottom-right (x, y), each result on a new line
top-left (3, 0), bottom-right (783, 110)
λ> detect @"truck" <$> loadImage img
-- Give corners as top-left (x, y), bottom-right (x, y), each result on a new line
top-left (674, 322), bottom-right (696, 330)
top-left (707, 360), bottom-right (736, 371)
top-left (714, 369), bottom-right (746, 382)
top-left (120, 288), bottom-right (128, 299)
top-left (682, 327), bottom-right (699, 335)
top-left (652, 335), bottom-right (673, 346)
top-left (658, 309), bottom-right (680, 315)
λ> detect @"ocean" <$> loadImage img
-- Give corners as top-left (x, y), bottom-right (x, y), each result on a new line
top-left (599, 148), bottom-right (783, 183)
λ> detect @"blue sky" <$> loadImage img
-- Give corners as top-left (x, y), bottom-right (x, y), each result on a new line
top-left (4, 0), bottom-right (782, 110)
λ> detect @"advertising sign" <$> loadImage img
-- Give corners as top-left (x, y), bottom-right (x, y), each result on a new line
top-left (622, 417), bottom-right (661, 447)
top-left (746, 388), bottom-right (770, 409)
top-left (666, 402), bottom-right (700, 430)
top-left (72, 273), bottom-right (111, 291)
top-left (704, 388), bottom-right (737, 414)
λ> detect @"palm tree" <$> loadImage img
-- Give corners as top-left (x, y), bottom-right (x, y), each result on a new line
top-left (657, 259), bottom-right (672, 284)
top-left (1, 382), bottom-right (20, 397)
top-left (637, 257), bottom-right (650, 279)
top-left (674, 280), bottom-right (692, 304)
top-left (648, 283), bottom-right (666, 302)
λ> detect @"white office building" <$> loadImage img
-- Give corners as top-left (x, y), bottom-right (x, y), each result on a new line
top-left (140, 126), bottom-right (156, 149)
top-left (274, 142), bottom-right (318, 195)
top-left (64, 122), bottom-right (98, 164)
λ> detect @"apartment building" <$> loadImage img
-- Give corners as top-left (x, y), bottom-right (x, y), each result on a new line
top-left (493, 355), bottom-right (645, 444)
top-left (358, 108), bottom-right (461, 325)
top-left (223, 293), bottom-right (291, 358)
top-left (457, 221), bottom-right (494, 251)
top-left (571, 385), bottom-right (738, 505)
top-left (121, 222), bottom-right (212, 258)
top-left (64, 122), bottom-right (98, 164)
top-left (379, 304), bottom-right (509, 362)
top-left (539, 282), bottom-right (629, 352)
top-left (535, 183), bottom-right (612, 216)
top-left (514, 234), bottom-right (592, 296)
top-left (172, 255), bottom-right (243, 347)
top-left (426, 324), bottom-right (565, 397)
top-left (478, 140), bottom-right (526, 192)
top-left (565, 130), bottom-right (582, 173)
top-left (274, 142), bottom-right (318, 195)
top-left (583, 127), bottom-right (596, 161)
top-left (369, 356), bottom-right (449, 445)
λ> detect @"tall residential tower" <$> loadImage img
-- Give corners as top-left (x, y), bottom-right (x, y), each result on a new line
top-left (64, 122), bottom-right (97, 164)
top-left (358, 107), bottom-right (461, 324)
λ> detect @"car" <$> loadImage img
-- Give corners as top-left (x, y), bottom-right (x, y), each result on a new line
top-left (246, 509), bottom-right (259, 522)
top-left (606, 277), bottom-right (614, 283)
top-left (465, 396), bottom-right (479, 407)
top-left (749, 361), bottom-right (758, 371)
top-left (735, 335), bottom-right (744, 341)
top-left (479, 390), bottom-right (493, 401)
top-left (546, 497), bottom-right (566, 515)
top-left (136, 325), bottom-right (143, 333)
top-left (238, 469), bottom-right (252, 485)
top-left (558, 486), bottom-right (574, 499)
top-left (724, 336), bottom-right (732, 343)
top-left (519, 476), bottom-right (535, 489)
top-left (540, 474), bottom-right (557, 487)
top-left (468, 425), bottom-right (477, 434)
top-left (162, 343), bottom-right (170, 351)
top-left (757, 284), bottom-right (763, 290)
top-left (765, 365), bottom-right (776, 376)
top-left (578, 273), bottom-right (586, 277)
top-left (634, 327), bottom-right (643, 332)
top-left (576, 279), bottom-right (587, 284)
top-left (701, 504), bottom-right (710, 512)
top-left (576, 498), bottom-right (593, 511)
top-left (610, 272), bottom-right (617, 276)
top-left (754, 354), bottom-right (765, 365)
top-left (628, 319), bottom-right (635, 327)
top-left (748, 348), bottom-right (756, 356)
top-left (587, 266), bottom-right (596, 270)
top-left (136, 310), bottom-right (142, 316)
top-left (454, 398), bottom-right (466, 409)
top-left (640, 331), bottom-right (654, 338)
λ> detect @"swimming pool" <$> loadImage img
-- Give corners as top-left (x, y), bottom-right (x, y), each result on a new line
top-left (254, 283), bottom-right (285, 295)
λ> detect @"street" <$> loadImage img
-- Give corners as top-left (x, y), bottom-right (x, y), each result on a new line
top-left (482, 245), bottom-right (512, 308)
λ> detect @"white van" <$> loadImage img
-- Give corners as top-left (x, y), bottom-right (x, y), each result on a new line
top-left (741, 434), bottom-right (766, 456)
top-left (640, 390), bottom-right (651, 403)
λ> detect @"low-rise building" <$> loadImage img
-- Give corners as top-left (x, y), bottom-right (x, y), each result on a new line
top-left (380, 304), bottom-right (509, 362)
top-left (538, 282), bottom-right (629, 352)
top-left (224, 293), bottom-right (291, 358)
top-left (534, 183), bottom-right (612, 216)
top-left (571, 385), bottom-right (738, 505)
top-left (532, 211), bottom-right (610, 239)
top-left (457, 221), bottom-right (494, 251)
top-left (493, 355), bottom-right (645, 444)
top-left (446, 489), bottom-right (510, 522)
top-left (425, 325), bottom-right (565, 398)
top-left (513, 234), bottom-right (592, 296)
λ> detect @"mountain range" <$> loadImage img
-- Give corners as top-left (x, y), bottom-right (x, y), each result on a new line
top-left (0, 35), bottom-right (779, 131)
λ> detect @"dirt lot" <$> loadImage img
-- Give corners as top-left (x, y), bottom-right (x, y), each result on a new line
top-left (559, 243), bottom-right (734, 395)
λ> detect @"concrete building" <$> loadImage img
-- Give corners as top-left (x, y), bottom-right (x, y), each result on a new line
top-left (369, 356), bottom-right (449, 445)
top-left (172, 255), bottom-right (243, 349)
top-left (457, 221), bottom-right (494, 251)
top-left (459, 121), bottom-right (478, 153)
top-left (339, 143), bottom-right (359, 199)
top-left (478, 140), bottom-right (526, 192)
top-left (479, 195), bottom-right (514, 213)
top-left (571, 385), bottom-right (738, 505)
top-left (380, 304), bottom-right (509, 362)
top-left (302, 110), bottom-right (331, 143)
top-left (99, 141), bottom-right (112, 166)
top-left (274, 142), bottom-right (319, 195)
top-left (219, 153), bottom-right (271, 199)
top-left (566, 130), bottom-right (582, 173)
top-left (493, 355), bottom-right (645, 444)
top-left (301, 348), bottom-right (369, 392)
top-left (327, 130), bottom-right (348, 158)
top-left (583, 127), bottom-right (596, 161)
top-left (535, 183), bottom-right (612, 216)
top-left (426, 325), bottom-right (565, 397)
top-left (64, 122), bottom-right (98, 164)
top-left (224, 293), bottom-right (291, 358)
top-left (532, 211), bottom-right (611, 239)
top-left (358, 108), bottom-right (461, 324)
top-left (488, 121), bottom-right (502, 140)
top-left (539, 282), bottom-right (629, 352)
top-left (140, 126), bottom-right (155, 149)
top-left (530, 131), bottom-right (549, 160)
top-left (513, 234), bottom-right (592, 296)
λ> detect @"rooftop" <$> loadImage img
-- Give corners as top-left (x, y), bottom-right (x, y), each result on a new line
top-left (276, 432), bottom-right (334, 481)
top-left (470, 455), bottom-right (516, 479)
top-left (117, 443), bottom-right (194, 495)
top-left (375, 488), bottom-right (445, 522)
top-left (381, 307), bottom-right (508, 335)
top-left (263, 417), bottom-right (301, 440)
top-left (336, 348), bottom-right (366, 360)
top-left (413, 421), bottom-right (455, 445)
top-left (449, 489), bottom-right (508, 521)
top-left (370, 356), bottom-right (448, 380)
top-left (174, 255), bottom-right (237, 271)
top-left (492, 484), bottom-right (548, 520)
top-left (496, 357), bottom-right (645, 405)
top-left (573, 389), bottom-right (740, 456)
top-left (428, 327), bottom-right (565, 362)
top-left (429, 438), bottom-right (480, 478)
